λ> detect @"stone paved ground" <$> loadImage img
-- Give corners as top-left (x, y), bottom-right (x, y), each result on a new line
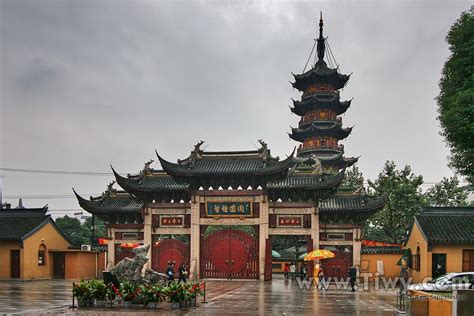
top-left (0, 276), bottom-right (400, 315)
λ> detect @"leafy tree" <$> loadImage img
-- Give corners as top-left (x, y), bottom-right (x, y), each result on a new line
top-left (437, 11), bottom-right (474, 184)
top-left (365, 161), bottom-right (426, 244)
top-left (342, 165), bottom-right (365, 189)
top-left (55, 215), bottom-right (85, 246)
top-left (55, 215), bottom-right (107, 246)
top-left (424, 176), bottom-right (469, 207)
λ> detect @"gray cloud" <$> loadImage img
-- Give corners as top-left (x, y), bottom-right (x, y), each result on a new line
top-left (0, 0), bottom-right (470, 212)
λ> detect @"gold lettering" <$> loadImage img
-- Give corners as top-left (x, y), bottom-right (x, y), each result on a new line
top-left (213, 205), bottom-right (220, 213)
top-left (222, 205), bottom-right (229, 213)
top-left (229, 205), bottom-right (237, 213)
top-left (238, 205), bottom-right (245, 213)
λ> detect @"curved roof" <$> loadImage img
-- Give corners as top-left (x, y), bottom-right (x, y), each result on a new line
top-left (292, 61), bottom-right (350, 92)
top-left (73, 189), bottom-right (144, 214)
top-left (320, 193), bottom-right (388, 213)
top-left (112, 167), bottom-right (189, 193)
top-left (291, 95), bottom-right (351, 116)
top-left (267, 168), bottom-right (345, 190)
top-left (289, 123), bottom-right (353, 142)
top-left (157, 148), bottom-right (296, 178)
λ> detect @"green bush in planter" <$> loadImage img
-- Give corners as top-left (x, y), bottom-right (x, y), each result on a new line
top-left (73, 280), bottom-right (94, 306)
top-left (166, 282), bottom-right (186, 303)
top-left (118, 281), bottom-right (140, 302)
top-left (140, 284), bottom-right (167, 305)
top-left (88, 279), bottom-right (110, 301)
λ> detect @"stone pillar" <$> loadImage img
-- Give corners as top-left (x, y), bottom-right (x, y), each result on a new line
top-left (190, 197), bottom-right (200, 280)
top-left (107, 228), bottom-right (115, 269)
top-left (353, 227), bottom-right (362, 267)
top-left (311, 205), bottom-right (320, 250)
top-left (259, 194), bottom-right (269, 281)
top-left (144, 208), bottom-right (152, 269)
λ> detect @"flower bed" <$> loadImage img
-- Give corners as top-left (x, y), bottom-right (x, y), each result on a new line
top-left (73, 279), bottom-right (204, 310)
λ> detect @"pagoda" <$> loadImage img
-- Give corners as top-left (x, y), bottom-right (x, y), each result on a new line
top-left (290, 13), bottom-right (357, 175)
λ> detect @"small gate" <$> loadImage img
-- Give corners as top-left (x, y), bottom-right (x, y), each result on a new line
top-left (152, 238), bottom-right (190, 274)
top-left (321, 250), bottom-right (352, 280)
top-left (201, 229), bottom-right (258, 279)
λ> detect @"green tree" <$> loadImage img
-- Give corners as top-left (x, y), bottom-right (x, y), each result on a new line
top-left (365, 161), bottom-right (426, 244)
top-left (342, 165), bottom-right (365, 189)
top-left (82, 216), bottom-right (107, 244)
top-left (437, 11), bottom-right (474, 184)
top-left (424, 176), bottom-right (469, 207)
top-left (55, 215), bottom-right (107, 246)
top-left (55, 215), bottom-right (84, 246)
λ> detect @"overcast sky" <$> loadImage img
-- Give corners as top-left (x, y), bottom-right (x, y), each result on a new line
top-left (1, 0), bottom-right (471, 216)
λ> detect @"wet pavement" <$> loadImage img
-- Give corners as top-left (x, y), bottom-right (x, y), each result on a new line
top-left (0, 276), bottom-right (399, 315)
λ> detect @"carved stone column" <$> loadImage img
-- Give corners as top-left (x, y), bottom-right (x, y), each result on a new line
top-left (107, 227), bottom-right (115, 269)
top-left (352, 227), bottom-right (362, 267)
top-left (189, 196), bottom-right (200, 280)
top-left (259, 194), bottom-right (269, 281)
top-left (311, 205), bottom-right (320, 250)
top-left (143, 208), bottom-right (152, 269)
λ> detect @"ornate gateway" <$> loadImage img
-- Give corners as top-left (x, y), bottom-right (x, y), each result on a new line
top-left (201, 229), bottom-right (258, 279)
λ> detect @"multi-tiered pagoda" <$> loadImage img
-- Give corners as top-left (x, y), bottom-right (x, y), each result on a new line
top-left (290, 15), bottom-right (357, 174)
top-left (74, 15), bottom-right (387, 281)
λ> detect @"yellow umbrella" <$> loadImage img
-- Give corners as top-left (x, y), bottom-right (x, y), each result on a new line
top-left (304, 249), bottom-right (335, 261)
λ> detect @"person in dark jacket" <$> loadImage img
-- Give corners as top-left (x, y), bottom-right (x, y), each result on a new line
top-left (178, 263), bottom-right (188, 283)
top-left (349, 265), bottom-right (357, 291)
top-left (166, 262), bottom-right (175, 283)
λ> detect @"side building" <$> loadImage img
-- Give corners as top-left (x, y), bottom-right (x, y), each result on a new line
top-left (75, 16), bottom-right (387, 281)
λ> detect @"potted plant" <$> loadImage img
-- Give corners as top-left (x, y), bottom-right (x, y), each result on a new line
top-left (119, 281), bottom-right (139, 307)
top-left (89, 279), bottom-right (109, 307)
top-left (188, 282), bottom-right (203, 307)
top-left (73, 281), bottom-right (93, 307)
top-left (141, 284), bottom-right (166, 308)
top-left (166, 282), bottom-right (183, 309)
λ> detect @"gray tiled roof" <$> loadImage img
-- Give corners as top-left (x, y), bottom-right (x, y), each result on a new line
top-left (74, 190), bottom-right (144, 214)
top-left (415, 207), bottom-right (474, 244)
top-left (320, 194), bottom-right (388, 212)
top-left (0, 208), bottom-right (70, 243)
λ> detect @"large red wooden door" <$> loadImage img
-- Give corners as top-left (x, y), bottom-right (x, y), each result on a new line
top-left (201, 229), bottom-right (258, 279)
top-left (321, 250), bottom-right (352, 280)
top-left (152, 238), bottom-right (189, 274)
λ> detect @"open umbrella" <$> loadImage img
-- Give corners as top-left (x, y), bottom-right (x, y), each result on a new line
top-left (298, 253), bottom-right (307, 260)
top-left (304, 249), bottom-right (335, 261)
top-left (272, 250), bottom-right (282, 258)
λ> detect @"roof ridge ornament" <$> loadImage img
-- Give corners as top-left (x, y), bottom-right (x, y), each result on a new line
top-left (316, 11), bottom-right (326, 63)
top-left (141, 159), bottom-right (154, 175)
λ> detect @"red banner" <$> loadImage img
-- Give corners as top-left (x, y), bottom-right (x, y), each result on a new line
top-left (362, 240), bottom-right (402, 248)
top-left (98, 238), bottom-right (109, 245)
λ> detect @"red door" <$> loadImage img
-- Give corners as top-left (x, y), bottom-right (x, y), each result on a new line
top-left (321, 250), bottom-right (352, 280)
top-left (201, 229), bottom-right (258, 279)
top-left (152, 238), bottom-right (189, 274)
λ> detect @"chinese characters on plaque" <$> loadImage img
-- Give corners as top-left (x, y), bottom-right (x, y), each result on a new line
top-left (276, 215), bottom-right (303, 227)
top-left (160, 215), bottom-right (184, 227)
top-left (206, 202), bottom-right (252, 217)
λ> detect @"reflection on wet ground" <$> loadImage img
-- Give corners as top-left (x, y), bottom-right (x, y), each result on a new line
top-left (0, 276), bottom-right (398, 315)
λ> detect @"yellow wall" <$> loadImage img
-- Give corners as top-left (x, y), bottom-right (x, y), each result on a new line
top-left (0, 241), bottom-right (22, 278)
top-left (405, 221), bottom-right (474, 283)
top-left (360, 253), bottom-right (401, 280)
top-left (405, 222), bottom-right (429, 283)
top-left (21, 222), bottom-right (70, 280)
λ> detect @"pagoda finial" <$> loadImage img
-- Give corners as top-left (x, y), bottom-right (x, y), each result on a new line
top-left (317, 11), bottom-right (325, 62)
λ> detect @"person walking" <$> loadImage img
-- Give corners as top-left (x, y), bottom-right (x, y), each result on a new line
top-left (300, 264), bottom-right (307, 281)
top-left (290, 262), bottom-right (296, 280)
top-left (283, 263), bottom-right (290, 280)
top-left (178, 263), bottom-right (188, 283)
top-left (349, 265), bottom-right (357, 291)
top-left (313, 263), bottom-right (320, 289)
top-left (318, 266), bottom-right (327, 290)
top-left (166, 262), bottom-right (175, 283)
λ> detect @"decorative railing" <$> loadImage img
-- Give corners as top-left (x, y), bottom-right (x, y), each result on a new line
top-left (299, 116), bottom-right (342, 126)
top-left (297, 144), bottom-right (344, 154)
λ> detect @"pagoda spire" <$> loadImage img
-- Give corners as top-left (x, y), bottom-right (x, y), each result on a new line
top-left (317, 12), bottom-right (325, 62)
